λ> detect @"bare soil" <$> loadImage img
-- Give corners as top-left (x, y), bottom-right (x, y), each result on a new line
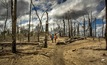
top-left (0, 37), bottom-right (107, 65)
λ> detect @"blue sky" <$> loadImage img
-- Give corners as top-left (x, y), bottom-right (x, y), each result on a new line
top-left (0, 0), bottom-right (106, 35)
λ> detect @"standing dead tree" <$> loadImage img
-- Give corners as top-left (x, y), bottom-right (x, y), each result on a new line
top-left (88, 14), bottom-right (92, 37)
top-left (93, 18), bottom-right (96, 40)
top-left (70, 20), bottom-right (73, 38)
top-left (102, 17), bottom-right (104, 37)
top-left (28, 0), bottom-right (32, 42)
top-left (68, 18), bottom-right (71, 38)
top-left (63, 18), bottom-right (66, 36)
top-left (31, 0), bottom-right (46, 42)
top-left (94, 18), bottom-right (96, 37)
top-left (67, 11), bottom-right (71, 38)
top-left (0, 0), bottom-right (8, 40)
top-left (44, 11), bottom-right (48, 48)
top-left (83, 16), bottom-right (86, 37)
top-left (31, 0), bottom-right (44, 32)
top-left (73, 22), bottom-right (76, 37)
top-left (11, 0), bottom-right (17, 53)
top-left (77, 22), bottom-right (80, 36)
top-left (105, 0), bottom-right (107, 50)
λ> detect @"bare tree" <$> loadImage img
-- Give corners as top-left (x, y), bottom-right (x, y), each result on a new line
top-left (31, 0), bottom-right (44, 32)
top-left (73, 22), bottom-right (76, 37)
top-left (102, 17), bottom-right (104, 37)
top-left (44, 11), bottom-right (48, 48)
top-left (105, 0), bottom-right (107, 50)
top-left (83, 16), bottom-right (86, 37)
top-left (94, 18), bottom-right (96, 37)
top-left (77, 22), bottom-right (80, 36)
top-left (31, 0), bottom-right (47, 42)
top-left (68, 19), bottom-right (71, 38)
top-left (63, 18), bottom-right (65, 36)
top-left (67, 11), bottom-right (71, 38)
top-left (28, 0), bottom-right (32, 42)
top-left (0, 0), bottom-right (8, 40)
top-left (70, 20), bottom-right (73, 37)
top-left (11, 0), bottom-right (17, 53)
top-left (88, 14), bottom-right (92, 37)
top-left (93, 18), bottom-right (96, 40)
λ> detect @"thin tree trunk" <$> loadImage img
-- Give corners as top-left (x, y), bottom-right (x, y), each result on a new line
top-left (102, 18), bottom-right (104, 37)
top-left (70, 20), bottom-right (73, 37)
top-left (74, 22), bottom-right (76, 37)
top-left (93, 18), bottom-right (96, 40)
top-left (11, 0), bottom-right (17, 53)
top-left (77, 23), bottom-right (79, 36)
top-left (88, 14), bottom-right (92, 37)
top-left (37, 27), bottom-right (40, 42)
top-left (105, 0), bottom-right (107, 50)
top-left (31, 0), bottom-right (43, 32)
top-left (28, 1), bottom-right (31, 42)
top-left (68, 19), bottom-right (70, 38)
top-left (63, 19), bottom-right (65, 36)
top-left (83, 17), bottom-right (86, 37)
top-left (91, 12), bottom-right (93, 37)
top-left (3, 0), bottom-right (8, 40)
top-left (44, 11), bottom-right (48, 48)
top-left (95, 18), bottom-right (96, 37)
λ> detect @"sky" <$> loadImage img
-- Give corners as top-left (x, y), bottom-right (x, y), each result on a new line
top-left (0, 0), bottom-right (106, 36)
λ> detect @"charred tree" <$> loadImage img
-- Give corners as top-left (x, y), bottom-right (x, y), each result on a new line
top-left (68, 19), bottom-right (71, 38)
top-left (63, 18), bottom-right (65, 36)
top-left (11, 0), bottom-right (17, 53)
top-left (88, 14), bottom-right (92, 37)
top-left (1, 0), bottom-right (8, 40)
top-left (36, 24), bottom-right (40, 42)
top-left (83, 17), bottom-right (86, 37)
top-left (95, 18), bottom-right (96, 37)
top-left (105, 0), bottom-right (107, 50)
top-left (93, 18), bottom-right (96, 40)
top-left (77, 22), bottom-right (80, 36)
top-left (44, 11), bottom-right (48, 48)
top-left (31, 0), bottom-right (44, 32)
top-left (70, 20), bottom-right (73, 37)
top-left (102, 18), bottom-right (104, 37)
top-left (73, 22), bottom-right (76, 37)
top-left (28, 0), bottom-right (32, 42)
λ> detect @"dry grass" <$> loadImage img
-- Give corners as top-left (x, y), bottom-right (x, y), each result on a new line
top-left (0, 37), bottom-right (107, 65)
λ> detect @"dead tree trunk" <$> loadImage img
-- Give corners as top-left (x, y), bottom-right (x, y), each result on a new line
top-left (88, 14), bottom-right (92, 37)
top-left (70, 20), bottom-right (73, 37)
top-left (105, 0), bottom-right (107, 50)
top-left (68, 19), bottom-right (71, 38)
top-left (102, 18), bottom-right (104, 37)
top-left (31, 0), bottom-right (44, 32)
top-left (28, 1), bottom-right (32, 42)
top-left (93, 18), bottom-right (96, 40)
top-left (63, 19), bottom-right (65, 36)
top-left (83, 17), bottom-right (86, 37)
top-left (77, 22), bottom-right (80, 36)
top-left (37, 24), bottom-right (40, 42)
top-left (11, 0), bottom-right (17, 53)
top-left (95, 18), bottom-right (96, 37)
top-left (73, 22), bottom-right (76, 37)
top-left (44, 11), bottom-right (48, 48)
top-left (1, 0), bottom-right (8, 40)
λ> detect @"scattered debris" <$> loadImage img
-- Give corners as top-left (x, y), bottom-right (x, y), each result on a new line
top-left (56, 42), bottom-right (66, 45)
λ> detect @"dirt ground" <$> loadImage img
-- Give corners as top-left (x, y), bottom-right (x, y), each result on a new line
top-left (0, 37), bottom-right (107, 65)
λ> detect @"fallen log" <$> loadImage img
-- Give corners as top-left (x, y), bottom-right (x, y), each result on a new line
top-left (56, 42), bottom-right (66, 45)
top-left (0, 42), bottom-right (38, 47)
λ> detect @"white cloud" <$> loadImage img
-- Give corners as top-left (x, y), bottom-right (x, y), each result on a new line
top-left (49, 0), bottom-right (103, 19)
top-left (97, 7), bottom-right (106, 19)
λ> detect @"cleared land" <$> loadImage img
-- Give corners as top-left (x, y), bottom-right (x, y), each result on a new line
top-left (0, 37), bottom-right (107, 65)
